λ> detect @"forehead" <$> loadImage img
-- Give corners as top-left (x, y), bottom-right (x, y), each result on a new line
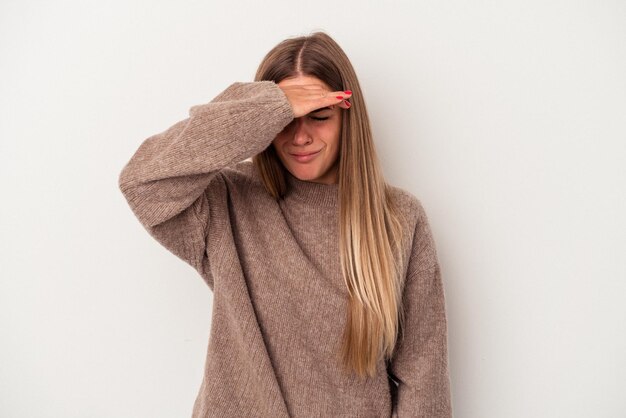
top-left (278, 74), bottom-right (332, 90)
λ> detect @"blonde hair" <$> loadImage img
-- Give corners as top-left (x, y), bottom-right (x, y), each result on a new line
top-left (252, 31), bottom-right (409, 378)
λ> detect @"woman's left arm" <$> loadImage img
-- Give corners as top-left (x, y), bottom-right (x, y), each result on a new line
top-left (388, 201), bottom-right (453, 417)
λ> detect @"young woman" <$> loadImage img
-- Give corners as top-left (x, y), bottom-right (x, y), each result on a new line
top-left (118, 31), bottom-right (452, 418)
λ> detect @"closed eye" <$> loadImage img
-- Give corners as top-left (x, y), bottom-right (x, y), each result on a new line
top-left (310, 116), bottom-right (329, 121)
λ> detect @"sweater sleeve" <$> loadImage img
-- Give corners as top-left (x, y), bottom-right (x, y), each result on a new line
top-left (117, 81), bottom-right (294, 288)
top-left (389, 201), bottom-right (453, 417)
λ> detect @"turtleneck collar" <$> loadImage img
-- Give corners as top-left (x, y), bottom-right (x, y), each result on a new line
top-left (284, 170), bottom-right (339, 207)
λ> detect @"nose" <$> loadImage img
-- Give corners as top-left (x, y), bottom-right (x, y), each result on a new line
top-left (291, 118), bottom-right (311, 145)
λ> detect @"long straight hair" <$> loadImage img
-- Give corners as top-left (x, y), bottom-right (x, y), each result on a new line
top-left (252, 31), bottom-right (409, 378)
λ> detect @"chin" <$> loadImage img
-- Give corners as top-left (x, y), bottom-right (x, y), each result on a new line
top-left (291, 170), bottom-right (316, 180)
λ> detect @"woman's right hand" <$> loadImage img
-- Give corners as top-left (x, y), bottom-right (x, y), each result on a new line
top-left (278, 83), bottom-right (352, 118)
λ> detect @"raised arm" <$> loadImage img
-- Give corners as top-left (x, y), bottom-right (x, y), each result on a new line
top-left (388, 200), bottom-right (453, 417)
top-left (117, 81), bottom-right (294, 287)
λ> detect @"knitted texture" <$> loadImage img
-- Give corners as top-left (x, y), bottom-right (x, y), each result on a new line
top-left (118, 80), bottom-right (452, 417)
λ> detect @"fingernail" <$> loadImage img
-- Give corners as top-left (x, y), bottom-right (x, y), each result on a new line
top-left (336, 95), bottom-right (344, 99)
top-left (344, 90), bottom-right (352, 95)
top-left (344, 100), bottom-right (351, 107)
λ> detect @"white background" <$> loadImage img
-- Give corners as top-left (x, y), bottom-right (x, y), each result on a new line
top-left (1, 1), bottom-right (624, 417)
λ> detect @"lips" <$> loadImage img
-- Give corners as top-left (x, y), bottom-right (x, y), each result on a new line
top-left (288, 149), bottom-right (321, 163)
top-left (289, 150), bottom-right (321, 156)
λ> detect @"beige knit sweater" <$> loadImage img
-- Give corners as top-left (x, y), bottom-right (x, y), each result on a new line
top-left (118, 80), bottom-right (452, 417)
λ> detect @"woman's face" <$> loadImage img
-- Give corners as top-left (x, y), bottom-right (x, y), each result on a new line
top-left (272, 74), bottom-right (342, 185)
